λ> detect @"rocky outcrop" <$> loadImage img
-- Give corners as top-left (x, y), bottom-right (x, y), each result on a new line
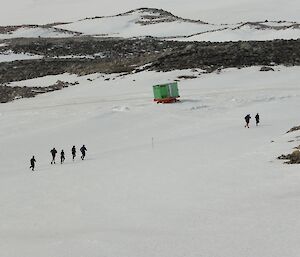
top-left (1, 38), bottom-right (300, 85)
top-left (81, 8), bottom-right (208, 26)
top-left (260, 66), bottom-right (275, 71)
top-left (278, 126), bottom-right (300, 164)
top-left (287, 126), bottom-right (300, 133)
top-left (149, 39), bottom-right (300, 71)
top-left (0, 80), bottom-right (78, 103)
top-left (278, 150), bottom-right (300, 164)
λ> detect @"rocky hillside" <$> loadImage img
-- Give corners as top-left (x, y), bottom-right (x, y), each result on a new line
top-left (1, 38), bottom-right (299, 84)
top-left (0, 16), bottom-right (299, 104)
top-left (149, 40), bottom-right (300, 71)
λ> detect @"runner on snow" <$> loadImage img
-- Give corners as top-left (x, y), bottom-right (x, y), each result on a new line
top-left (60, 150), bottom-right (65, 164)
top-left (72, 146), bottom-right (76, 161)
top-left (80, 145), bottom-right (87, 160)
top-left (30, 156), bottom-right (36, 171)
top-left (50, 147), bottom-right (57, 164)
top-left (255, 113), bottom-right (260, 126)
top-left (244, 114), bottom-right (251, 128)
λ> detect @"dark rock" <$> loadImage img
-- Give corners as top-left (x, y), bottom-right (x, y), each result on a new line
top-left (260, 66), bottom-right (275, 71)
top-left (177, 75), bottom-right (197, 79)
top-left (0, 80), bottom-right (78, 103)
top-left (287, 126), bottom-right (300, 133)
top-left (278, 150), bottom-right (300, 164)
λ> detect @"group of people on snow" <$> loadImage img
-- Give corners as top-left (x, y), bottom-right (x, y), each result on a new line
top-left (245, 113), bottom-right (260, 128)
top-left (29, 145), bottom-right (87, 171)
top-left (28, 113), bottom-right (261, 171)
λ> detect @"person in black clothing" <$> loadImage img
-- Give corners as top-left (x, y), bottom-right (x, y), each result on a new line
top-left (244, 114), bottom-right (251, 128)
top-left (60, 150), bottom-right (65, 164)
top-left (50, 147), bottom-right (57, 164)
top-left (29, 156), bottom-right (36, 171)
top-left (80, 145), bottom-right (87, 160)
top-left (255, 113), bottom-right (260, 126)
top-left (71, 146), bottom-right (76, 161)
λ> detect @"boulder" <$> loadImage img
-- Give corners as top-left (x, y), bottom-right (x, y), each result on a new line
top-left (290, 150), bottom-right (300, 163)
top-left (260, 66), bottom-right (274, 71)
top-left (278, 150), bottom-right (300, 164)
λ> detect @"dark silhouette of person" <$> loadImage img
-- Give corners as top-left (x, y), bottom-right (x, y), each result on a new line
top-left (50, 147), bottom-right (57, 164)
top-left (60, 150), bottom-right (65, 164)
top-left (255, 113), bottom-right (260, 126)
top-left (30, 156), bottom-right (36, 171)
top-left (80, 145), bottom-right (87, 160)
top-left (245, 114), bottom-right (251, 128)
top-left (71, 146), bottom-right (76, 161)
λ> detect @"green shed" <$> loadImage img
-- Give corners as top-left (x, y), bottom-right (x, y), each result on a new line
top-left (153, 82), bottom-right (180, 103)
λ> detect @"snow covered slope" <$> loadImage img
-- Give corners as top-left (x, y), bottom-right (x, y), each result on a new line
top-left (54, 9), bottom-right (300, 41)
top-left (1, 66), bottom-right (300, 257)
top-left (1, 8), bottom-right (299, 41)
top-left (54, 8), bottom-right (219, 38)
top-left (0, 26), bottom-right (80, 39)
top-left (177, 22), bottom-right (300, 42)
top-left (1, 0), bottom-right (300, 25)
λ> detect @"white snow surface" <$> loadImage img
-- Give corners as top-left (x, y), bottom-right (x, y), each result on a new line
top-left (0, 8), bottom-right (299, 41)
top-left (55, 10), bottom-right (220, 38)
top-left (178, 26), bottom-right (300, 42)
top-left (8, 73), bottom-right (84, 87)
top-left (0, 51), bottom-right (43, 63)
top-left (55, 10), bottom-right (300, 41)
top-left (0, 27), bottom-right (75, 39)
top-left (1, 66), bottom-right (300, 256)
top-left (1, 0), bottom-right (300, 25)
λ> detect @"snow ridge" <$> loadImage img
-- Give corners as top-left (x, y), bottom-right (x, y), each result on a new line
top-left (0, 8), bottom-right (299, 41)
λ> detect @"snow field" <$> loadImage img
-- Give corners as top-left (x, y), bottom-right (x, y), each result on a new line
top-left (0, 27), bottom-right (74, 40)
top-left (178, 26), bottom-right (300, 42)
top-left (0, 7), bottom-right (299, 41)
top-left (0, 51), bottom-right (43, 63)
top-left (1, 0), bottom-right (300, 25)
top-left (0, 66), bottom-right (300, 256)
top-left (55, 13), bottom-right (222, 38)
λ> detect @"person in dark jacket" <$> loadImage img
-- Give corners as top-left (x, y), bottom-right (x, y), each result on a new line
top-left (60, 150), bottom-right (65, 164)
top-left (71, 146), bottom-right (76, 161)
top-left (50, 147), bottom-right (57, 164)
top-left (80, 145), bottom-right (87, 160)
top-left (245, 114), bottom-right (251, 128)
top-left (29, 156), bottom-right (36, 171)
top-left (255, 113), bottom-right (260, 126)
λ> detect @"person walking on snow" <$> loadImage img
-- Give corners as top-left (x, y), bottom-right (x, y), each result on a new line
top-left (80, 145), bottom-right (87, 160)
top-left (50, 147), bottom-right (57, 164)
top-left (60, 150), bottom-right (65, 164)
top-left (255, 113), bottom-right (260, 126)
top-left (71, 146), bottom-right (76, 161)
top-left (245, 114), bottom-right (251, 128)
top-left (29, 156), bottom-right (36, 171)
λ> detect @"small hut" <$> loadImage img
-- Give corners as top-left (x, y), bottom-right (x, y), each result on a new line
top-left (153, 82), bottom-right (180, 103)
